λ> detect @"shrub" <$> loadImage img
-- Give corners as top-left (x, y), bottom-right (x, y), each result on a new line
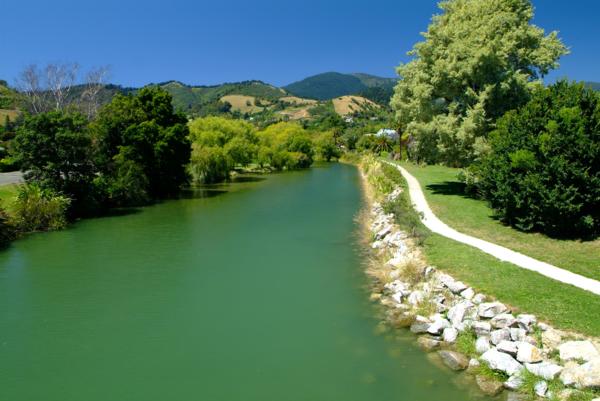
top-left (473, 81), bottom-right (600, 238)
top-left (12, 185), bottom-right (70, 232)
top-left (0, 207), bottom-right (14, 247)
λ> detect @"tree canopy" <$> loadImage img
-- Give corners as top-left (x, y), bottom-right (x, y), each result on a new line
top-left (391, 0), bottom-right (568, 166)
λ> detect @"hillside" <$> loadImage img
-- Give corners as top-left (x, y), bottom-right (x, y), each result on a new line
top-left (584, 81), bottom-right (600, 91)
top-left (283, 72), bottom-right (397, 101)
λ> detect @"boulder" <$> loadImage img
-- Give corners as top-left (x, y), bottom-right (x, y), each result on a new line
top-left (491, 314), bottom-right (517, 329)
top-left (460, 287), bottom-right (475, 300)
top-left (490, 329), bottom-right (511, 345)
top-left (516, 342), bottom-right (542, 363)
top-left (410, 316), bottom-right (431, 334)
top-left (447, 301), bottom-right (473, 328)
top-left (516, 314), bottom-right (537, 332)
top-left (559, 341), bottom-right (599, 362)
top-left (438, 274), bottom-right (468, 294)
top-left (534, 381), bottom-right (548, 397)
top-left (504, 374), bottom-right (524, 390)
top-left (510, 328), bottom-right (528, 342)
top-left (473, 321), bottom-right (492, 337)
top-left (526, 362), bottom-right (563, 380)
top-left (497, 340), bottom-right (518, 356)
top-left (476, 337), bottom-right (492, 354)
top-left (472, 293), bottom-right (486, 304)
top-left (580, 357), bottom-right (600, 389)
top-left (560, 361), bottom-right (583, 387)
top-left (427, 316), bottom-right (451, 335)
top-left (478, 302), bottom-right (508, 318)
top-left (418, 336), bottom-right (442, 352)
top-left (476, 375), bottom-right (504, 396)
top-left (467, 358), bottom-right (481, 374)
top-left (443, 327), bottom-right (458, 343)
top-left (481, 349), bottom-right (524, 376)
top-left (438, 350), bottom-right (469, 371)
top-left (384, 280), bottom-right (409, 295)
top-left (407, 290), bottom-right (424, 306)
top-left (541, 328), bottom-right (562, 350)
top-left (375, 225), bottom-right (393, 240)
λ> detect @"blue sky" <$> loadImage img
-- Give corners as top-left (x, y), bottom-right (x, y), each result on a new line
top-left (1, 0), bottom-right (597, 87)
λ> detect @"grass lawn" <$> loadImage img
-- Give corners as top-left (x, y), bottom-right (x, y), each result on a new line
top-left (399, 162), bottom-right (600, 281)
top-left (0, 184), bottom-right (19, 212)
top-left (376, 161), bottom-right (600, 337)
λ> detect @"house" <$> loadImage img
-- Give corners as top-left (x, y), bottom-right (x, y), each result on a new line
top-left (375, 128), bottom-right (399, 141)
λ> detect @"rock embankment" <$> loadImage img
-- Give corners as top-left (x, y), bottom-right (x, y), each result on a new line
top-left (365, 187), bottom-right (600, 400)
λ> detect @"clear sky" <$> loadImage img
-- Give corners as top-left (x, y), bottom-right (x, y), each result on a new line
top-left (1, 0), bottom-right (597, 87)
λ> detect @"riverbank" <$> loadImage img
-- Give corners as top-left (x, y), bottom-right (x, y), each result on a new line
top-left (357, 155), bottom-right (600, 401)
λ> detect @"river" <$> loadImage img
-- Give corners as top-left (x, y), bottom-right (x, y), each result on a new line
top-left (0, 163), bottom-right (492, 401)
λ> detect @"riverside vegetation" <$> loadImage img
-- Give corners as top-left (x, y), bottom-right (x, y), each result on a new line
top-left (359, 156), bottom-right (600, 401)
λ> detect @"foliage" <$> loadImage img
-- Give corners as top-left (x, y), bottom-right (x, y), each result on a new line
top-left (189, 145), bottom-right (233, 184)
top-left (14, 110), bottom-right (97, 215)
top-left (454, 328), bottom-right (477, 357)
top-left (391, 0), bottom-right (568, 167)
top-left (316, 131), bottom-right (341, 161)
top-left (0, 207), bottom-right (14, 247)
top-left (91, 87), bottom-right (191, 202)
top-left (473, 81), bottom-right (600, 238)
top-left (12, 184), bottom-right (70, 232)
top-left (258, 122), bottom-right (315, 169)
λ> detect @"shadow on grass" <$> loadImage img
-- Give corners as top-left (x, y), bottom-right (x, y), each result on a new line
top-left (426, 181), bottom-right (478, 200)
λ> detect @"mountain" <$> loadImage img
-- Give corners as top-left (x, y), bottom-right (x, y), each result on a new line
top-left (153, 80), bottom-right (288, 113)
top-left (283, 72), bottom-right (397, 101)
top-left (584, 81), bottom-right (600, 91)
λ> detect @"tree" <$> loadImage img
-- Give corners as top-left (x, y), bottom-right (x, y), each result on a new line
top-left (316, 131), bottom-right (341, 161)
top-left (189, 146), bottom-right (232, 184)
top-left (391, 0), bottom-right (568, 166)
top-left (472, 81), bottom-right (600, 238)
top-left (91, 87), bottom-right (191, 201)
top-left (224, 136), bottom-right (257, 166)
top-left (14, 111), bottom-right (97, 215)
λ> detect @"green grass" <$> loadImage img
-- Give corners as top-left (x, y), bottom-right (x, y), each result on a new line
top-left (455, 328), bottom-right (477, 357)
top-left (399, 162), bottom-right (600, 281)
top-left (374, 161), bottom-right (600, 337)
top-left (0, 184), bottom-right (19, 212)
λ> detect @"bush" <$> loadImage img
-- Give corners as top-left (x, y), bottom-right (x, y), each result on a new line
top-left (190, 146), bottom-right (233, 184)
top-left (474, 81), bottom-right (600, 238)
top-left (12, 185), bottom-right (70, 232)
top-left (0, 207), bottom-right (14, 247)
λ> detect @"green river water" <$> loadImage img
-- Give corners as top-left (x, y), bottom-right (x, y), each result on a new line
top-left (0, 163), bottom-right (493, 401)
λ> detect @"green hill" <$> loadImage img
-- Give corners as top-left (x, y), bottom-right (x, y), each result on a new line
top-left (283, 72), bottom-right (397, 101)
top-left (584, 81), bottom-right (600, 91)
top-left (155, 80), bottom-right (287, 113)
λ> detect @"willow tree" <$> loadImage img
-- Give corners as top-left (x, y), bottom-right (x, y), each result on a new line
top-left (391, 0), bottom-right (568, 166)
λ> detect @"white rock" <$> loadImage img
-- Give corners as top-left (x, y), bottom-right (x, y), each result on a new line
top-left (460, 287), bottom-right (475, 300)
top-left (491, 314), bottom-right (517, 329)
top-left (427, 316), bottom-right (451, 335)
top-left (438, 273), bottom-right (468, 294)
top-left (580, 357), bottom-right (600, 389)
top-left (375, 225), bottom-right (393, 240)
top-left (481, 348), bottom-right (524, 376)
top-left (534, 381), bottom-right (548, 397)
top-left (472, 293), bottom-right (486, 304)
top-left (443, 327), bottom-right (458, 343)
top-left (526, 362), bottom-right (563, 380)
top-left (473, 321), bottom-right (492, 337)
top-left (516, 342), bottom-right (542, 364)
top-left (371, 240), bottom-right (385, 249)
top-left (559, 341), bottom-right (599, 362)
top-left (497, 340), bottom-right (519, 356)
top-left (490, 329), bottom-right (511, 345)
top-left (510, 328), bottom-right (528, 342)
top-left (476, 337), bottom-right (492, 354)
top-left (408, 290), bottom-right (424, 306)
top-left (516, 314), bottom-right (537, 331)
top-left (447, 301), bottom-right (474, 328)
top-left (384, 280), bottom-right (409, 295)
top-left (391, 292), bottom-right (404, 304)
top-left (504, 374), bottom-right (524, 390)
top-left (478, 302), bottom-right (508, 318)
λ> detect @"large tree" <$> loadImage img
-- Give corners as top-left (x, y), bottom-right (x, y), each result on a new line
top-left (391, 0), bottom-right (568, 166)
top-left (91, 87), bottom-right (191, 201)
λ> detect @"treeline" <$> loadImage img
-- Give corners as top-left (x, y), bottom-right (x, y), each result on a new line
top-left (390, 0), bottom-right (598, 238)
top-left (188, 117), bottom-right (340, 183)
top-left (0, 86), bottom-right (344, 247)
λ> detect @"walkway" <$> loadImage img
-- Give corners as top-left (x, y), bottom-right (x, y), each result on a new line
top-left (386, 162), bottom-right (600, 296)
top-left (0, 171), bottom-right (23, 186)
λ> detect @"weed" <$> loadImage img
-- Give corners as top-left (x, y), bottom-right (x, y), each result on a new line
top-left (455, 328), bottom-right (477, 357)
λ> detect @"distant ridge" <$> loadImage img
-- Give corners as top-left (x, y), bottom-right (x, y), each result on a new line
top-left (283, 72), bottom-right (397, 101)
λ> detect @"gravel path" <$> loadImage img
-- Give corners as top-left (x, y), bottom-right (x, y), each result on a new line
top-left (387, 162), bottom-right (600, 296)
top-left (0, 171), bottom-right (23, 186)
